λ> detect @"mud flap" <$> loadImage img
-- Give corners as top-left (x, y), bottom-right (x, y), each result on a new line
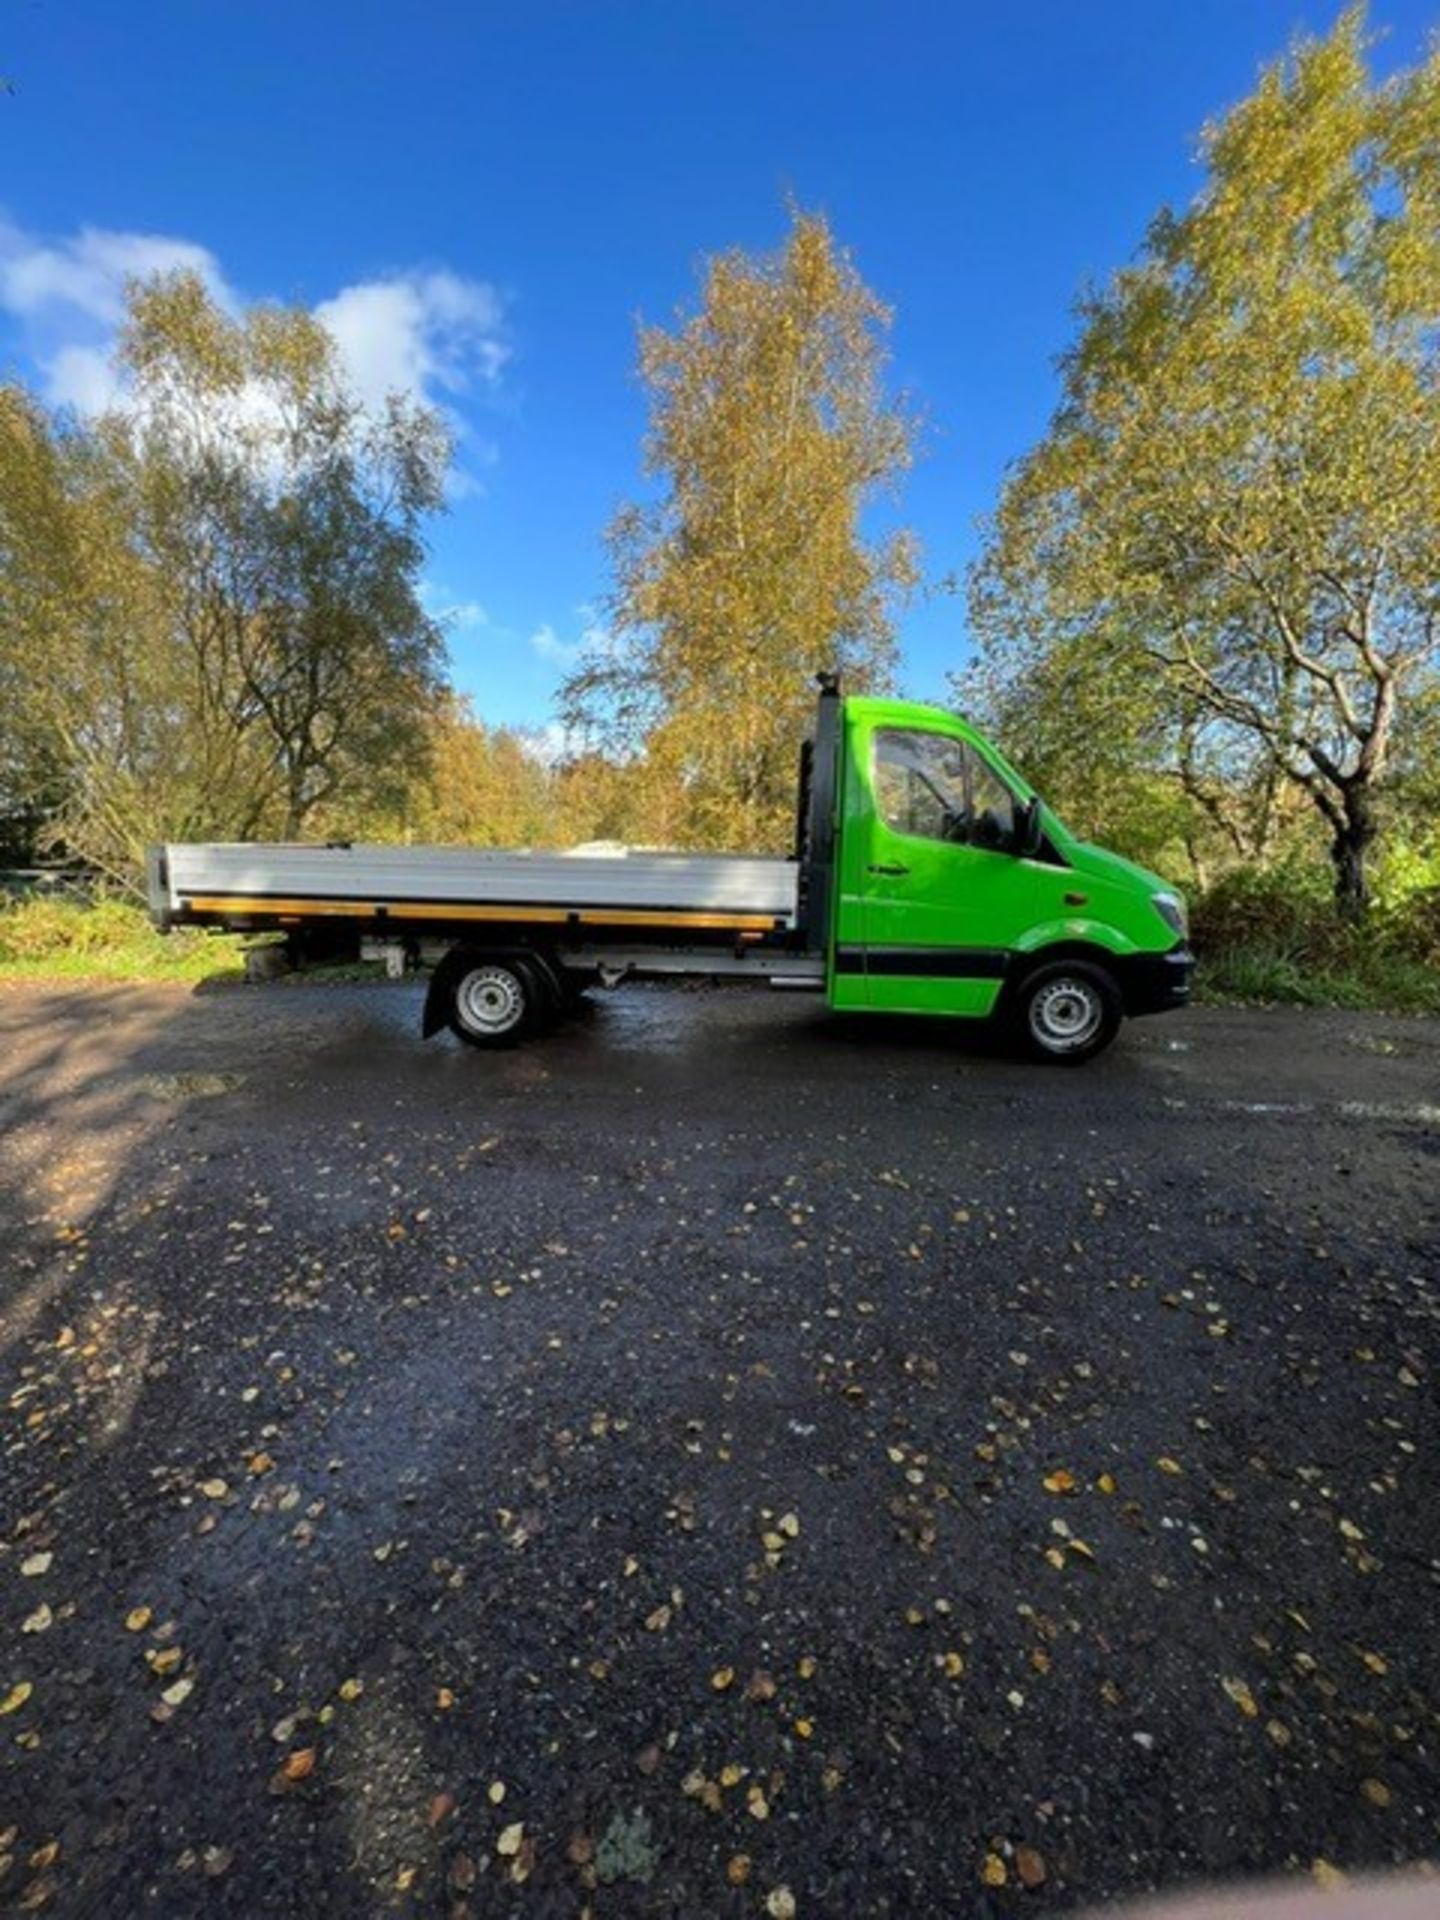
top-left (422, 953), bottom-right (466, 1039)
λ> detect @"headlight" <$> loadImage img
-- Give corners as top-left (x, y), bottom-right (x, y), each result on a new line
top-left (1152, 891), bottom-right (1188, 940)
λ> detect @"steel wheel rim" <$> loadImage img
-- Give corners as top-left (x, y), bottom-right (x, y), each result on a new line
top-left (1029, 977), bottom-right (1102, 1051)
top-left (456, 965), bottom-right (524, 1035)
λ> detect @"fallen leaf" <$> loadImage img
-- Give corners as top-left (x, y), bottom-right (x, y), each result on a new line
top-left (338, 1678), bottom-right (363, 1702)
top-left (1359, 1650), bottom-right (1388, 1676)
top-left (1360, 1778), bottom-right (1392, 1808)
top-left (939, 1651), bottom-right (966, 1679)
top-left (427, 1791), bottom-right (456, 1829)
top-left (20, 1554), bottom-right (51, 1578)
top-left (797, 1655), bottom-right (818, 1680)
top-left (161, 1677), bottom-right (194, 1708)
top-left (766, 1889), bottom-right (797, 1920)
top-left (199, 1480), bottom-right (228, 1500)
top-left (21, 1607), bottom-right (52, 1635)
top-left (1, 1682), bottom-right (34, 1716)
top-left (727, 1853), bottom-right (752, 1886)
top-left (1016, 1846), bottom-right (1047, 1888)
top-left (711, 1666), bottom-right (735, 1692)
top-left (125, 1607), bottom-right (152, 1633)
top-left (1157, 1457), bottom-right (1183, 1476)
top-left (1222, 1676), bottom-right (1259, 1719)
top-left (777, 1512), bottom-right (800, 1538)
top-left (496, 1821), bottom-right (524, 1857)
top-left (448, 1851), bottom-right (477, 1890)
top-left (436, 1687), bottom-right (456, 1710)
top-left (248, 1452), bottom-right (276, 1477)
top-left (488, 1780), bottom-right (506, 1805)
top-left (981, 1852), bottom-right (1008, 1887)
top-left (1043, 1470), bottom-right (1076, 1495)
top-left (281, 1748), bottom-right (316, 1782)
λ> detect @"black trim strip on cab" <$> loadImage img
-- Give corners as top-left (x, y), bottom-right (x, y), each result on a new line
top-left (834, 945), bottom-right (1010, 979)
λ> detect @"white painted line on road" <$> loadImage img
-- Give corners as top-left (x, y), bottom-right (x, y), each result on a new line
top-left (1161, 1097), bottom-right (1438, 1129)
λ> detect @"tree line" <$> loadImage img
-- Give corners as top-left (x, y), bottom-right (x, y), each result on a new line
top-left (2, 7), bottom-right (1436, 923)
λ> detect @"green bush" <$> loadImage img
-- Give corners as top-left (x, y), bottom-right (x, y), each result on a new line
top-left (0, 894), bottom-right (241, 981)
top-left (1191, 861), bottom-right (1440, 1013)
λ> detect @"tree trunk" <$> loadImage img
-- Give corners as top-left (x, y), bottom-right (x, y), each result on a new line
top-left (1331, 789), bottom-right (1377, 921)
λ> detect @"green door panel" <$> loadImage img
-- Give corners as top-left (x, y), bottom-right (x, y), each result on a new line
top-left (832, 712), bottom-right (1039, 1018)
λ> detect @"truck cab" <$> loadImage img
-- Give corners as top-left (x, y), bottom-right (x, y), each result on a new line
top-left (807, 688), bottom-right (1191, 1059)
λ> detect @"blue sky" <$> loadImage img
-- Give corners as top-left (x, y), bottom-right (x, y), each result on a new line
top-left (1, 1), bottom-right (1433, 735)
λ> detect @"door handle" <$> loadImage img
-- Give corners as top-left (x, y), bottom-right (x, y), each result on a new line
top-left (867, 862), bottom-right (910, 876)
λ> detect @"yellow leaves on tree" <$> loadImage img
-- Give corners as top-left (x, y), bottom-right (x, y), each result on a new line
top-left (562, 205), bottom-right (920, 853)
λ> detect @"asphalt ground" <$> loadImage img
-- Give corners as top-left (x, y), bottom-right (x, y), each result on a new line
top-left (1, 980), bottom-right (1437, 1917)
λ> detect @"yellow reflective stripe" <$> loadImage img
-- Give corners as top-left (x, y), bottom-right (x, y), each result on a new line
top-left (181, 894), bottom-right (782, 933)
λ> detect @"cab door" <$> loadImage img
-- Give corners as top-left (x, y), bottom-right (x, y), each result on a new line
top-left (854, 721), bottom-right (1039, 1016)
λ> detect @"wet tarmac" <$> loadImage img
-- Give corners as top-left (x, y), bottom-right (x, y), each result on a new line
top-left (1, 979), bottom-right (1437, 1915)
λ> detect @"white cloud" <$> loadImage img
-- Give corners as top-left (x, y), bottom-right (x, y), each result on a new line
top-left (530, 622), bottom-right (582, 667)
top-left (315, 270), bottom-right (507, 416)
top-left (0, 217), bottom-right (231, 327)
top-left (420, 581), bottom-right (493, 634)
top-left (530, 605), bottom-right (616, 671)
top-left (44, 342), bottom-right (124, 413)
top-left (0, 213), bottom-right (508, 436)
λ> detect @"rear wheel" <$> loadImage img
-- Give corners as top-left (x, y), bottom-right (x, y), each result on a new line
top-left (447, 956), bottom-right (546, 1048)
top-left (1011, 959), bottom-right (1122, 1065)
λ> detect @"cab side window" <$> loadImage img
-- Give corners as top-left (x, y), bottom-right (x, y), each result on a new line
top-left (872, 729), bottom-right (1017, 851)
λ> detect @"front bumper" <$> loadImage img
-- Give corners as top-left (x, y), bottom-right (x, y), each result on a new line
top-left (1114, 945), bottom-right (1193, 1017)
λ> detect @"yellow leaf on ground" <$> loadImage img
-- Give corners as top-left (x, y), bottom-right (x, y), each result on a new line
top-left (125, 1607), bottom-right (152, 1632)
top-left (711, 1666), bottom-right (735, 1692)
top-left (1043, 1470), bottom-right (1076, 1495)
top-left (496, 1821), bottom-right (524, 1857)
top-left (981, 1853), bottom-right (1007, 1887)
top-left (1, 1682), bottom-right (34, 1716)
top-left (1157, 1457), bottom-right (1183, 1476)
top-left (1222, 1676), bottom-right (1259, 1718)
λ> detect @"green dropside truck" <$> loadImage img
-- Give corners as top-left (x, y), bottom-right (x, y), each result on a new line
top-left (149, 675), bottom-right (1193, 1063)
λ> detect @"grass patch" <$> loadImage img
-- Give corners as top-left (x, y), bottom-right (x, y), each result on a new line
top-left (1194, 944), bottom-right (1440, 1014)
top-left (0, 895), bottom-right (243, 984)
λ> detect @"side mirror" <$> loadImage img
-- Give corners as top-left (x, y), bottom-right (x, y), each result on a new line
top-left (1013, 797), bottom-right (1044, 859)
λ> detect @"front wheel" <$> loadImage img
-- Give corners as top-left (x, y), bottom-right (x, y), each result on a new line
top-left (1011, 960), bottom-right (1122, 1065)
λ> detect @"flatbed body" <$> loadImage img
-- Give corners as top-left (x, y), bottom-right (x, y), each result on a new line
top-left (153, 842), bottom-right (800, 941)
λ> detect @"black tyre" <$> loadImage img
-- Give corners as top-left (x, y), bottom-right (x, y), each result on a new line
top-left (445, 954), bottom-right (548, 1049)
top-left (1011, 959), bottom-right (1123, 1065)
